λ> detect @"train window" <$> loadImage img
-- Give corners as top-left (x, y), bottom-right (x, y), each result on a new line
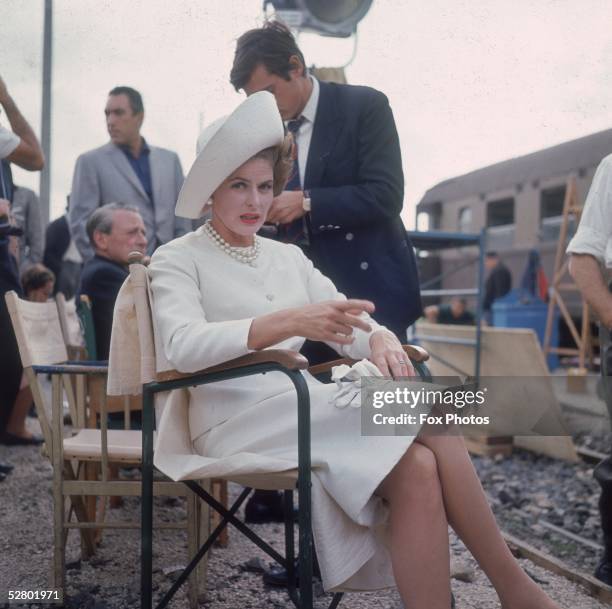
top-left (487, 198), bottom-right (514, 226)
top-left (458, 207), bottom-right (472, 233)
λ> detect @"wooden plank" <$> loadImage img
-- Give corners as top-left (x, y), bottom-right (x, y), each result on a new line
top-left (503, 531), bottom-right (612, 604)
top-left (416, 323), bottom-right (578, 461)
top-left (64, 480), bottom-right (190, 496)
top-left (465, 437), bottom-right (513, 457)
top-left (65, 521), bottom-right (185, 530)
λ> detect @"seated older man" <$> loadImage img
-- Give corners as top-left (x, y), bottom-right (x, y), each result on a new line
top-left (77, 202), bottom-right (147, 360)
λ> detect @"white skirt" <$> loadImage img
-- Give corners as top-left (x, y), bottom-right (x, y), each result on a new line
top-left (185, 373), bottom-right (419, 592)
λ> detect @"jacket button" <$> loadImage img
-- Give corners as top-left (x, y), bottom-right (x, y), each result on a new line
top-left (360, 261), bottom-right (369, 270)
top-left (333, 225), bottom-right (340, 229)
top-left (345, 232), bottom-right (354, 241)
top-left (327, 224), bottom-right (334, 229)
top-left (318, 225), bottom-right (326, 231)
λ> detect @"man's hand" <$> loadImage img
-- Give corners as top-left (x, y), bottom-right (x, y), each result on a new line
top-left (267, 190), bottom-right (306, 224)
top-left (0, 198), bottom-right (10, 218)
top-left (369, 330), bottom-right (415, 378)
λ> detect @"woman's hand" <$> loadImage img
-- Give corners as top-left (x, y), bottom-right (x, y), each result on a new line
top-left (291, 299), bottom-right (374, 344)
top-left (247, 299), bottom-right (375, 350)
top-left (369, 330), bottom-right (415, 378)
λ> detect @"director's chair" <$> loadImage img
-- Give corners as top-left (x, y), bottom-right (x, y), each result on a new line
top-left (128, 254), bottom-right (431, 609)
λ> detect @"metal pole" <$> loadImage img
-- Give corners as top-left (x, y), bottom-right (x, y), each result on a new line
top-left (475, 228), bottom-right (487, 381)
top-left (40, 0), bottom-right (53, 226)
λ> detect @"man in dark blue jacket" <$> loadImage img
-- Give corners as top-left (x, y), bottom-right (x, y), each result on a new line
top-left (229, 21), bottom-right (424, 532)
top-left (230, 21), bottom-right (422, 354)
top-left (78, 202), bottom-right (147, 360)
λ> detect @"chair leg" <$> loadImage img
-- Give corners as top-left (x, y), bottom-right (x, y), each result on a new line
top-left (211, 479), bottom-right (229, 547)
top-left (83, 461), bottom-right (99, 553)
top-left (108, 463), bottom-right (123, 509)
top-left (141, 386), bottom-right (155, 609)
top-left (53, 474), bottom-right (65, 592)
top-left (64, 463), bottom-right (96, 557)
top-left (94, 494), bottom-right (108, 546)
top-left (196, 480), bottom-right (211, 594)
top-left (186, 491), bottom-right (199, 609)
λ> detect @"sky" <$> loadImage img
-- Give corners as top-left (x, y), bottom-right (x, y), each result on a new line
top-left (1, 0), bottom-right (612, 226)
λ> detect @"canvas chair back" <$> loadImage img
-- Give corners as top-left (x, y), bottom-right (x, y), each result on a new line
top-left (128, 260), bottom-right (157, 385)
top-left (5, 291), bottom-right (79, 447)
top-left (58, 291), bottom-right (139, 424)
top-left (124, 254), bottom-right (173, 426)
top-left (55, 292), bottom-right (85, 356)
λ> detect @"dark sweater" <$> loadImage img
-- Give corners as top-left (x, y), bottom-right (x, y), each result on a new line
top-left (77, 254), bottom-right (128, 360)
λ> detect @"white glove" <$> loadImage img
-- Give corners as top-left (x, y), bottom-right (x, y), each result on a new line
top-left (329, 359), bottom-right (383, 409)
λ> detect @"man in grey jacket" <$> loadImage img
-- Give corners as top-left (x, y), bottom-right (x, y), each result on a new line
top-left (11, 184), bottom-right (44, 271)
top-left (69, 86), bottom-right (190, 259)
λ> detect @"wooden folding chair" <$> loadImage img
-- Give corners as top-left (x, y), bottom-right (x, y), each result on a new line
top-left (126, 255), bottom-right (432, 609)
top-left (58, 291), bottom-right (138, 535)
top-left (5, 291), bottom-right (203, 609)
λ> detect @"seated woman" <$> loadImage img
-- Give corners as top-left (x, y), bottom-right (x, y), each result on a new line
top-left (148, 92), bottom-right (559, 608)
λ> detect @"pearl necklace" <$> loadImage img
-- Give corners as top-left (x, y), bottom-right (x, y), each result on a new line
top-left (203, 220), bottom-right (261, 266)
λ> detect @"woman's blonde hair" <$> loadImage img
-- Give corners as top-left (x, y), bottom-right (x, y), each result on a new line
top-left (252, 133), bottom-right (294, 196)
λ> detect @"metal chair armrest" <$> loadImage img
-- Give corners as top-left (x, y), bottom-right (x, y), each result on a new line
top-left (32, 362), bottom-right (108, 376)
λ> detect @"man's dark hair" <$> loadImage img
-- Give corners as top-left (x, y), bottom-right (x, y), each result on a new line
top-left (486, 251), bottom-right (499, 259)
top-left (230, 21), bottom-right (307, 91)
top-left (109, 86), bottom-right (144, 114)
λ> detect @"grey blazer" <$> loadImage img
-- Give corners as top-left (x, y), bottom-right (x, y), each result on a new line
top-left (11, 186), bottom-right (44, 270)
top-left (69, 141), bottom-right (190, 259)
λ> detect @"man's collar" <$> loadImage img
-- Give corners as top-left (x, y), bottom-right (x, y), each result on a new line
top-left (301, 76), bottom-right (319, 124)
top-left (288, 76), bottom-right (319, 125)
top-left (118, 137), bottom-right (149, 158)
top-left (93, 253), bottom-right (129, 270)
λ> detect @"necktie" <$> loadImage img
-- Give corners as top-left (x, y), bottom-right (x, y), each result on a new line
top-left (280, 116), bottom-right (309, 247)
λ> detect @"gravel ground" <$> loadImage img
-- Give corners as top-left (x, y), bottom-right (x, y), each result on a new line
top-left (0, 417), bottom-right (610, 609)
top-left (473, 435), bottom-right (611, 578)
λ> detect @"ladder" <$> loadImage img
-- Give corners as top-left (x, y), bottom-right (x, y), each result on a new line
top-left (543, 175), bottom-right (592, 368)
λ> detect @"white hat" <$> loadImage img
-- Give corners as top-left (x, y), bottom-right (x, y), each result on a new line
top-left (175, 91), bottom-right (285, 219)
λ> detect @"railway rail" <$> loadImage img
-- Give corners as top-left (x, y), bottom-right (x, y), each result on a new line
top-left (481, 442), bottom-right (612, 604)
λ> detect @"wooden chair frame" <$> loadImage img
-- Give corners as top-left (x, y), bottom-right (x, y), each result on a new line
top-left (5, 291), bottom-right (203, 609)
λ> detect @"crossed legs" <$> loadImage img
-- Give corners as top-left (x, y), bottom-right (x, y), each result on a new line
top-left (377, 434), bottom-right (560, 609)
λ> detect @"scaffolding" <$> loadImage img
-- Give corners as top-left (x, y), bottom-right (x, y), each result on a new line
top-left (407, 229), bottom-right (487, 380)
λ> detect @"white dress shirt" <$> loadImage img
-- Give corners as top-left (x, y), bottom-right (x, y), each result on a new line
top-left (0, 124), bottom-right (19, 160)
top-left (567, 154), bottom-right (612, 268)
top-left (286, 75), bottom-right (320, 187)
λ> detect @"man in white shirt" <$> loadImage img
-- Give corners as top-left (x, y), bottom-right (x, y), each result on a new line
top-left (0, 75), bottom-right (45, 473)
top-left (567, 154), bottom-right (612, 585)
